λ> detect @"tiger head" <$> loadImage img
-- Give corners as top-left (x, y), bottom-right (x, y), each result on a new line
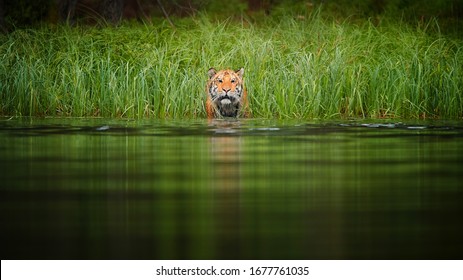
top-left (206, 67), bottom-right (246, 118)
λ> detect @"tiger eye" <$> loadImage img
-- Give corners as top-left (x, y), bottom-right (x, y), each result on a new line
top-left (218, 79), bottom-right (223, 83)
top-left (231, 79), bottom-right (236, 83)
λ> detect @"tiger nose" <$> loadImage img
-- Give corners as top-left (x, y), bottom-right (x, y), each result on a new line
top-left (223, 88), bottom-right (231, 94)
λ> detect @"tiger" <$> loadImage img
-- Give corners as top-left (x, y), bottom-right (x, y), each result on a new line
top-left (206, 67), bottom-right (249, 118)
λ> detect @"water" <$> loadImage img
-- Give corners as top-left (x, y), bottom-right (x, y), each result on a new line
top-left (1, 117), bottom-right (463, 260)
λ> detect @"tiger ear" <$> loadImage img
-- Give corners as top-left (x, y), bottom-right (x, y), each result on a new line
top-left (235, 67), bottom-right (244, 78)
top-left (208, 68), bottom-right (217, 79)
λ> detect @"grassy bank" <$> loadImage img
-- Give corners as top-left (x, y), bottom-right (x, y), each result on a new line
top-left (1, 9), bottom-right (462, 119)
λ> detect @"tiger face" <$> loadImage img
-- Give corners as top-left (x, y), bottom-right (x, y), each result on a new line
top-left (206, 68), bottom-right (248, 118)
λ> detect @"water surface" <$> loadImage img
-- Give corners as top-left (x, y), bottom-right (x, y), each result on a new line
top-left (1, 117), bottom-right (462, 259)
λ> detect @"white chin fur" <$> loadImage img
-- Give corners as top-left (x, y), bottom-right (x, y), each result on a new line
top-left (220, 99), bottom-right (232, 105)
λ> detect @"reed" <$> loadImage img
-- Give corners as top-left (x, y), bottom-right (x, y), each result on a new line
top-left (1, 9), bottom-right (462, 119)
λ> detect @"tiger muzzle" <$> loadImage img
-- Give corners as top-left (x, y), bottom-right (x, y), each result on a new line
top-left (216, 95), bottom-right (240, 117)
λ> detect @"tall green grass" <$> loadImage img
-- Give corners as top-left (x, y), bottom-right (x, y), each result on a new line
top-left (1, 10), bottom-right (462, 119)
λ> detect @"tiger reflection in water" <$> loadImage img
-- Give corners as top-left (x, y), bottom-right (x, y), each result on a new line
top-left (208, 119), bottom-right (243, 257)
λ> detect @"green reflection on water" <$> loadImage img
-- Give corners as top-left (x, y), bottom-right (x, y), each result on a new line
top-left (1, 118), bottom-right (462, 259)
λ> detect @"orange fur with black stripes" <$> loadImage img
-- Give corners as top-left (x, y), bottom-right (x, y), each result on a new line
top-left (206, 68), bottom-right (249, 118)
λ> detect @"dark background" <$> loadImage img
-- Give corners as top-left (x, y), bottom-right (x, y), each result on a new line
top-left (1, 0), bottom-right (463, 31)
